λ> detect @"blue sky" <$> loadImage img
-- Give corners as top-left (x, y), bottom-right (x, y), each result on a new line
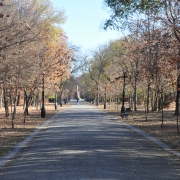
top-left (50, 0), bottom-right (120, 52)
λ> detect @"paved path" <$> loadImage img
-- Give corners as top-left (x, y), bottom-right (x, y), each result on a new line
top-left (0, 100), bottom-right (180, 180)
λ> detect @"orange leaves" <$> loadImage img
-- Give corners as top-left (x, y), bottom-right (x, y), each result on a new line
top-left (43, 38), bottom-right (72, 90)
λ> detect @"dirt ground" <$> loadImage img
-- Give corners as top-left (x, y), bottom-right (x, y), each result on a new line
top-left (0, 103), bottom-right (68, 157)
top-left (97, 101), bottom-right (180, 153)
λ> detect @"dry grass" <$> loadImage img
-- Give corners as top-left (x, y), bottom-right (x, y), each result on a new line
top-left (0, 103), bottom-right (68, 157)
top-left (97, 102), bottom-right (180, 152)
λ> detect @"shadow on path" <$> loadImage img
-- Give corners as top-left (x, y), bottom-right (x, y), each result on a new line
top-left (0, 100), bottom-right (180, 179)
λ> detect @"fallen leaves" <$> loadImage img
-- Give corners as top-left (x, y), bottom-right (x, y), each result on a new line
top-left (98, 103), bottom-right (180, 153)
top-left (0, 103), bottom-right (66, 157)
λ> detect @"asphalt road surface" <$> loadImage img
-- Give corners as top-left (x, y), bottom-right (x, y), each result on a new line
top-left (0, 100), bottom-right (180, 180)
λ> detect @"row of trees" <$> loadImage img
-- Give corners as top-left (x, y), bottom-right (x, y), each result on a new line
top-left (102, 0), bottom-right (180, 111)
top-left (0, 0), bottom-right (74, 127)
top-left (78, 0), bottom-right (180, 117)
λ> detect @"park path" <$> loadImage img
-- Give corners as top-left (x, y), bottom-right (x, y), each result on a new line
top-left (0, 100), bottom-right (180, 180)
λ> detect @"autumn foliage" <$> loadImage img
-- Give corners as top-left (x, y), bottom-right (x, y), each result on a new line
top-left (0, 0), bottom-right (73, 125)
top-left (77, 0), bottom-right (180, 134)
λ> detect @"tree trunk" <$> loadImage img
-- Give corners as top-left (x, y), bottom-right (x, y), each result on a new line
top-left (32, 95), bottom-right (36, 107)
top-left (96, 84), bottom-right (99, 106)
top-left (12, 96), bottom-right (17, 120)
top-left (11, 94), bottom-right (17, 129)
top-left (59, 92), bottom-right (62, 107)
top-left (134, 76), bottom-right (137, 111)
top-left (35, 94), bottom-right (39, 110)
top-left (175, 74), bottom-right (180, 115)
top-left (143, 90), bottom-right (148, 121)
top-left (129, 94), bottom-right (131, 109)
top-left (3, 88), bottom-right (9, 118)
top-left (24, 87), bottom-right (29, 115)
top-left (17, 94), bottom-right (20, 106)
top-left (176, 74), bottom-right (180, 133)
top-left (152, 91), bottom-right (158, 111)
top-left (147, 83), bottom-right (151, 113)
top-left (0, 90), bottom-right (2, 109)
top-left (161, 89), bottom-right (164, 127)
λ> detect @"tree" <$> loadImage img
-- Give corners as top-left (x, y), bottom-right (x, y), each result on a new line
top-left (103, 0), bottom-right (162, 30)
top-left (87, 45), bottom-right (112, 105)
top-left (0, 0), bottom-right (71, 127)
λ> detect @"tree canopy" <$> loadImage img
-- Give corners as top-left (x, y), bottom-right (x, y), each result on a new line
top-left (0, 0), bottom-right (75, 124)
top-left (103, 0), bottom-right (163, 30)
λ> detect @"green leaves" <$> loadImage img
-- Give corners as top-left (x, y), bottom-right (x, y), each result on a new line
top-left (103, 0), bottom-right (163, 30)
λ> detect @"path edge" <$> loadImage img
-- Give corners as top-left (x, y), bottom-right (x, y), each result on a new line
top-left (0, 111), bottom-right (62, 168)
top-left (99, 109), bottom-right (180, 159)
